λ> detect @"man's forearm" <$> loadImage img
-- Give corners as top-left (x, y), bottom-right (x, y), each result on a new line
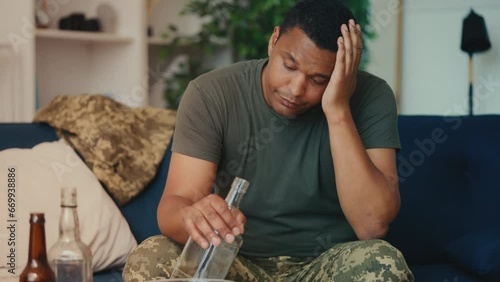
top-left (157, 195), bottom-right (193, 244)
top-left (326, 108), bottom-right (400, 240)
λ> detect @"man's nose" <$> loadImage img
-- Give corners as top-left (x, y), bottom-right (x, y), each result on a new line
top-left (289, 74), bottom-right (307, 97)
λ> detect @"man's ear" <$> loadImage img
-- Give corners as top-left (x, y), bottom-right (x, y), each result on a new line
top-left (268, 26), bottom-right (280, 57)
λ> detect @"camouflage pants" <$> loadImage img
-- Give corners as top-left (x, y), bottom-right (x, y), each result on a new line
top-left (123, 235), bottom-right (414, 282)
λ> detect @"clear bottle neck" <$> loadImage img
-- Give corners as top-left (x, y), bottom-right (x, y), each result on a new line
top-left (59, 206), bottom-right (80, 241)
top-left (58, 187), bottom-right (81, 241)
top-left (225, 177), bottom-right (249, 209)
top-left (59, 205), bottom-right (81, 241)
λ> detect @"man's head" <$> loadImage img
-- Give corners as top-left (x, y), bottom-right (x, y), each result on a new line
top-left (280, 0), bottom-right (354, 53)
top-left (262, 0), bottom-right (355, 118)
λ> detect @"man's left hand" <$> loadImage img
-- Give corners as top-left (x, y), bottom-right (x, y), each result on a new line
top-left (322, 19), bottom-right (363, 115)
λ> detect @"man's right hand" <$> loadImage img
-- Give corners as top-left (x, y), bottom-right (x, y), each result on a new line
top-left (180, 194), bottom-right (246, 249)
top-left (158, 152), bottom-right (246, 249)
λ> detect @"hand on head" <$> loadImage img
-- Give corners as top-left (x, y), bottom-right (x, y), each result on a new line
top-left (322, 19), bottom-right (363, 115)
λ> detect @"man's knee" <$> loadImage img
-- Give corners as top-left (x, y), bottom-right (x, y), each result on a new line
top-left (122, 235), bottom-right (183, 282)
top-left (342, 239), bottom-right (414, 281)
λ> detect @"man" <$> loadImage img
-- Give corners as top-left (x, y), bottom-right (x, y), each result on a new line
top-left (124, 0), bottom-right (413, 281)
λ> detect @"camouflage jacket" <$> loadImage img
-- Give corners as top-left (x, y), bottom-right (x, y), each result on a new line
top-left (34, 94), bottom-right (176, 205)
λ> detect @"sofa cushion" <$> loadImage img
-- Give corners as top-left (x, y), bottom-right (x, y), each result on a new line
top-left (120, 140), bottom-right (173, 243)
top-left (0, 140), bottom-right (137, 277)
top-left (0, 123), bottom-right (58, 150)
top-left (93, 269), bottom-right (124, 282)
top-left (445, 229), bottom-right (500, 282)
top-left (387, 116), bottom-right (474, 263)
top-left (386, 115), bottom-right (500, 264)
top-left (410, 264), bottom-right (481, 282)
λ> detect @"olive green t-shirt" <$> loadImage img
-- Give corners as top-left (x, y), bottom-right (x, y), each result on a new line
top-left (172, 59), bottom-right (400, 257)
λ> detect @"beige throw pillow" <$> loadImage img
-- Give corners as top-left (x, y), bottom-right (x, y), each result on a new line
top-left (0, 140), bottom-right (137, 278)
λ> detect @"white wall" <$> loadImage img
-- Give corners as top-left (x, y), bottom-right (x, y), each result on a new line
top-left (400, 0), bottom-right (500, 115)
top-left (150, 0), bottom-right (202, 37)
top-left (0, 0), bottom-right (35, 122)
top-left (366, 0), bottom-right (399, 97)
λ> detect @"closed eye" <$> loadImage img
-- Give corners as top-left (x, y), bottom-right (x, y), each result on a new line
top-left (283, 62), bottom-right (295, 71)
top-left (311, 77), bottom-right (328, 85)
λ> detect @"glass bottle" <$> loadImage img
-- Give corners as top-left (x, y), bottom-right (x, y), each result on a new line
top-left (48, 187), bottom-right (92, 282)
top-left (171, 177), bottom-right (250, 279)
top-left (20, 213), bottom-right (56, 282)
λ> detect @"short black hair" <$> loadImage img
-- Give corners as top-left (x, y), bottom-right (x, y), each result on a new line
top-left (280, 0), bottom-right (355, 52)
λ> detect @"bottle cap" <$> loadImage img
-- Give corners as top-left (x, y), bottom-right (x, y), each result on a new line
top-left (61, 187), bottom-right (77, 207)
top-left (29, 213), bottom-right (45, 224)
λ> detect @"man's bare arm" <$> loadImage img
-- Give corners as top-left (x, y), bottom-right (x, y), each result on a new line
top-left (321, 19), bottom-right (400, 239)
top-left (327, 113), bottom-right (400, 240)
top-left (157, 152), bottom-right (245, 248)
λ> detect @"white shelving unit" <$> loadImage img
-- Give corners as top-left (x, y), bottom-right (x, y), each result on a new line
top-left (0, 0), bottom-right (148, 121)
top-left (0, 0), bottom-right (206, 121)
top-left (147, 37), bottom-right (172, 46)
top-left (36, 29), bottom-right (134, 43)
top-left (35, 0), bottom-right (147, 111)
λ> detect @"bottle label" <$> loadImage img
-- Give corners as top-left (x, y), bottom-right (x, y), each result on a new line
top-left (55, 260), bottom-right (83, 282)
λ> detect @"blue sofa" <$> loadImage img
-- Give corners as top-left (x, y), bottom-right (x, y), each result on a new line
top-left (386, 115), bottom-right (500, 282)
top-left (1, 115), bottom-right (499, 282)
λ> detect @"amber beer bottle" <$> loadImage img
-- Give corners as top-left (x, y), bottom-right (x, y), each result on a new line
top-left (20, 213), bottom-right (56, 282)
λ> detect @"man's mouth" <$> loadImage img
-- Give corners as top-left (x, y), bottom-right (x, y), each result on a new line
top-left (280, 96), bottom-right (299, 109)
